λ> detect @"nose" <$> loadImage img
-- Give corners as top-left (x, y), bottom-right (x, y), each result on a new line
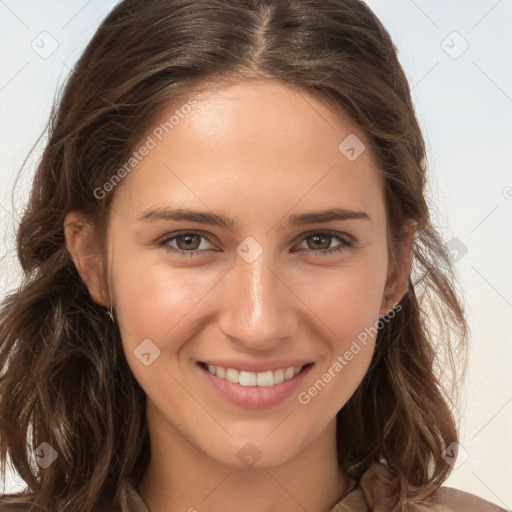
top-left (217, 249), bottom-right (298, 351)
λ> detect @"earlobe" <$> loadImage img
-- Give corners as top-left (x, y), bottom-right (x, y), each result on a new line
top-left (64, 211), bottom-right (110, 307)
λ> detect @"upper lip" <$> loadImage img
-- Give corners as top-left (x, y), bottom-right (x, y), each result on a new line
top-left (199, 359), bottom-right (313, 373)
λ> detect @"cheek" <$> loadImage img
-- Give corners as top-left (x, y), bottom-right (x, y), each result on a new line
top-left (294, 264), bottom-right (385, 420)
top-left (110, 252), bottom-right (218, 351)
top-left (301, 255), bottom-right (387, 344)
top-left (110, 255), bottom-right (220, 405)
top-left (300, 250), bottom-right (386, 375)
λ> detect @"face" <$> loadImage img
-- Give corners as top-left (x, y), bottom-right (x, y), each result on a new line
top-left (97, 80), bottom-right (397, 468)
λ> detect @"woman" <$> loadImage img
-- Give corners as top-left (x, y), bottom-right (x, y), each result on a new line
top-left (0, 1), bottom-right (506, 511)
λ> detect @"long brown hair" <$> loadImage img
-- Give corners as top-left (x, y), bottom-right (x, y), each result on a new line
top-left (0, 1), bottom-right (468, 511)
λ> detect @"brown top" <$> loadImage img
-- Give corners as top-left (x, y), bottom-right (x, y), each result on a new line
top-left (0, 462), bottom-right (507, 511)
top-left (123, 461), bottom-right (508, 512)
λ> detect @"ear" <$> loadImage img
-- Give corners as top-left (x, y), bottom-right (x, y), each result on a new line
top-left (64, 211), bottom-right (110, 307)
top-left (380, 219), bottom-right (417, 316)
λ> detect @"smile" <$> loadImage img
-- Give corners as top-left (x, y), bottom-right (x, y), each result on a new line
top-left (197, 362), bottom-right (315, 409)
top-left (202, 363), bottom-right (307, 387)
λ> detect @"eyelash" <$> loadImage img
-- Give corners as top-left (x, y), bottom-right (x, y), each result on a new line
top-left (157, 230), bottom-right (354, 258)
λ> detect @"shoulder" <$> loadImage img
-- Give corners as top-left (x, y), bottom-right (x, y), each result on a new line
top-left (424, 486), bottom-right (508, 512)
top-left (357, 461), bottom-right (508, 512)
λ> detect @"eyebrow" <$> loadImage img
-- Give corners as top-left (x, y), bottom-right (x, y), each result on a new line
top-left (135, 207), bottom-right (370, 230)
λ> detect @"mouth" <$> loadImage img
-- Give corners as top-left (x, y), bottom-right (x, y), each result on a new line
top-left (196, 361), bottom-right (315, 409)
top-left (198, 361), bottom-right (314, 387)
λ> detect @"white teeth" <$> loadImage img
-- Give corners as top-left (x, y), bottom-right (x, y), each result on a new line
top-left (273, 369), bottom-right (285, 384)
top-left (204, 364), bottom-right (305, 386)
top-left (256, 370), bottom-right (274, 387)
top-left (225, 368), bottom-right (239, 384)
top-left (284, 367), bottom-right (295, 380)
top-left (239, 371), bottom-right (256, 386)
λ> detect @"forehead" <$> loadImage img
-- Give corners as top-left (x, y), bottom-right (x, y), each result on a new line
top-left (110, 80), bottom-right (384, 224)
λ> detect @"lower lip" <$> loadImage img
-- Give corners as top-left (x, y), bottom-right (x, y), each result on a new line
top-left (196, 362), bottom-right (314, 410)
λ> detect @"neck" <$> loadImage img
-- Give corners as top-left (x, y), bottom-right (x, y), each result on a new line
top-left (137, 405), bottom-right (351, 512)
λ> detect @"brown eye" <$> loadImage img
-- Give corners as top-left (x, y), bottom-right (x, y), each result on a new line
top-left (175, 233), bottom-right (202, 251)
top-left (296, 231), bottom-right (353, 257)
top-left (306, 234), bottom-right (332, 250)
top-left (159, 231), bottom-right (214, 256)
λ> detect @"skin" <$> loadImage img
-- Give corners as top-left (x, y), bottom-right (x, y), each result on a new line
top-left (65, 79), bottom-right (413, 512)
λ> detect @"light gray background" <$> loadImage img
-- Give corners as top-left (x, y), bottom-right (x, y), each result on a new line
top-left (1, 0), bottom-right (511, 508)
